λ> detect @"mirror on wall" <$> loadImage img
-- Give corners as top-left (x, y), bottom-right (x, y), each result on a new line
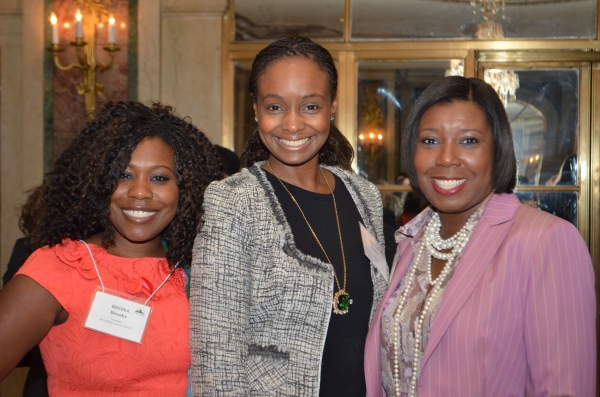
top-left (355, 60), bottom-right (459, 185)
top-left (234, 0), bottom-right (344, 41)
top-left (495, 68), bottom-right (579, 226)
top-left (507, 100), bottom-right (547, 186)
top-left (233, 0), bottom-right (597, 41)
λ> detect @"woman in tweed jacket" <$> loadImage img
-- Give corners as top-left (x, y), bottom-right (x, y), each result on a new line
top-left (190, 36), bottom-right (389, 396)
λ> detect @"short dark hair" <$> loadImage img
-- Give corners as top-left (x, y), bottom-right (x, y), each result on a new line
top-left (29, 101), bottom-right (223, 267)
top-left (241, 36), bottom-right (353, 170)
top-left (403, 76), bottom-right (516, 201)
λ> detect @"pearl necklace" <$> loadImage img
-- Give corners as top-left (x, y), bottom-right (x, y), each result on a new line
top-left (424, 212), bottom-right (472, 286)
top-left (392, 210), bottom-right (478, 397)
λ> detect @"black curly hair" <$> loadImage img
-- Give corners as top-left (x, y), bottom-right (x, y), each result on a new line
top-left (28, 101), bottom-right (223, 267)
top-left (240, 36), bottom-right (353, 170)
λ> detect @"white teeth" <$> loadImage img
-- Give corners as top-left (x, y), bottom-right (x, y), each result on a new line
top-left (434, 179), bottom-right (466, 190)
top-left (278, 137), bottom-right (310, 147)
top-left (123, 210), bottom-right (157, 218)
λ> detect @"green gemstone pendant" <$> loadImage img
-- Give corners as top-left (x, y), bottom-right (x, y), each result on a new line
top-left (332, 290), bottom-right (353, 315)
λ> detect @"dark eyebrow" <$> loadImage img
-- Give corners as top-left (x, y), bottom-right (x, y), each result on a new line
top-left (262, 94), bottom-right (283, 100)
top-left (152, 165), bottom-right (175, 172)
top-left (261, 93), bottom-right (326, 101)
top-left (417, 127), bottom-right (486, 134)
top-left (301, 93), bottom-right (326, 100)
top-left (126, 164), bottom-right (175, 173)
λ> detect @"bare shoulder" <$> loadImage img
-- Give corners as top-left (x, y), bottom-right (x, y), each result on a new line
top-left (0, 275), bottom-right (65, 380)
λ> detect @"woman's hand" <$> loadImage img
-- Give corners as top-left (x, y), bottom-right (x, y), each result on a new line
top-left (0, 275), bottom-right (66, 380)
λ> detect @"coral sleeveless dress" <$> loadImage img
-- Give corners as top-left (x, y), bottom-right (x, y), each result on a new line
top-left (17, 239), bottom-right (190, 396)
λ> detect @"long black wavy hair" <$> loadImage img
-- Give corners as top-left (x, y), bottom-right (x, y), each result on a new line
top-left (28, 101), bottom-right (224, 267)
top-left (240, 36), bottom-right (354, 170)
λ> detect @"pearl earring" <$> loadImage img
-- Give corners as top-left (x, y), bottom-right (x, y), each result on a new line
top-left (330, 116), bottom-right (335, 121)
top-left (255, 117), bottom-right (258, 122)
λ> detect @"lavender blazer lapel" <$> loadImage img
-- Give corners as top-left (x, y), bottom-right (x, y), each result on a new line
top-left (421, 193), bottom-right (521, 368)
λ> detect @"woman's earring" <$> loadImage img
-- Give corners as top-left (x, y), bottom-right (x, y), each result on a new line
top-left (330, 116), bottom-right (335, 121)
top-left (255, 117), bottom-right (258, 122)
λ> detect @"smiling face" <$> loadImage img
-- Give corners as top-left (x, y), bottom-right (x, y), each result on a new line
top-left (109, 137), bottom-right (179, 257)
top-left (253, 56), bottom-right (336, 171)
top-left (414, 100), bottom-right (494, 226)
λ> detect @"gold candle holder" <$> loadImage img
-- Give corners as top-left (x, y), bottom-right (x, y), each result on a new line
top-left (48, 1), bottom-right (118, 119)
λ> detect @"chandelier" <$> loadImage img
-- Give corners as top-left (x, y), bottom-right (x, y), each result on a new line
top-left (471, 0), bottom-right (506, 38)
top-left (484, 69), bottom-right (520, 106)
top-left (445, 60), bottom-right (464, 77)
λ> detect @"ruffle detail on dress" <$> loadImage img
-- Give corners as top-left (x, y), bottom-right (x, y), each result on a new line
top-left (107, 258), bottom-right (183, 299)
top-left (55, 239), bottom-right (184, 299)
top-left (106, 256), bottom-right (184, 300)
top-left (55, 239), bottom-right (107, 280)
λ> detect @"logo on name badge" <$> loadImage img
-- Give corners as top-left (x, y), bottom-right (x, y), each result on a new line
top-left (134, 307), bottom-right (146, 317)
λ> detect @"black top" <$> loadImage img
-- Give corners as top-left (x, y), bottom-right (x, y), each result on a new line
top-left (3, 237), bottom-right (28, 286)
top-left (265, 171), bottom-right (373, 397)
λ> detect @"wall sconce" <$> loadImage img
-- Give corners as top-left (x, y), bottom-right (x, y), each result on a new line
top-left (359, 130), bottom-right (384, 180)
top-left (48, 0), bottom-right (119, 119)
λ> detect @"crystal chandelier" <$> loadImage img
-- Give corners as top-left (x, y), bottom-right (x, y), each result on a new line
top-left (471, 0), bottom-right (506, 19)
top-left (471, 0), bottom-right (506, 39)
top-left (484, 69), bottom-right (520, 106)
top-left (445, 59), bottom-right (464, 77)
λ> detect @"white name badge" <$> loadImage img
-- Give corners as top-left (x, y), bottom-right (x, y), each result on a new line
top-left (359, 222), bottom-right (389, 282)
top-left (84, 289), bottom-right (152, 344)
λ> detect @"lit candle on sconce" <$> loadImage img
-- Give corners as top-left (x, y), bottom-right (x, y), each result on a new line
top-left (47, 1), bottom-right (121, 119)
top-left (359, 131), bottom-right (384, 145)
top-left (109, 15), bottom-right (116, 43)
top-left (50, 12), bottom-right (59, 44)
top-left (75, 9), bottom-right (83, 39)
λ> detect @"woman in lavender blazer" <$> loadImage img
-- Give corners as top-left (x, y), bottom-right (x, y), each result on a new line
top-left (364, 76), bottom-right (596, 397)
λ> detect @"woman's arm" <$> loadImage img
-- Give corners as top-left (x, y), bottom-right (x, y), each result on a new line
top-left (190, 181), bottom-right (254, 396)
top-left (0, 275), bottom-right (66, 380)
top-left (524, 220), bottom-right (596, 395)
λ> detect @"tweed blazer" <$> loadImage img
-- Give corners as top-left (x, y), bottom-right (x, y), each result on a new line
top-left (190, 162), bottom-right (389, 397)
top-left (364, 193), bottom-right (596, 396)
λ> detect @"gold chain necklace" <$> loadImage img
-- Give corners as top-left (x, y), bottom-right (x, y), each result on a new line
top-left (266, 161), bottom-right (352, 315)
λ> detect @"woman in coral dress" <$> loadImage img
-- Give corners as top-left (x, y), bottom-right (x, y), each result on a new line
top-left (0, 101), bottom-right (223, 396)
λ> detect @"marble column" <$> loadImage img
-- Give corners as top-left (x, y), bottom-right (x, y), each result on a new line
top-left (0, 1), bottom-right (44, 393)
top-left (0, 1), bottom-right (24, 276)
top-left (137, 0), bottom-right (160, 104)
top-left (160, 0), bottom-right (228, 144)
top-left (0, 0), bottom-right (44, 276)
